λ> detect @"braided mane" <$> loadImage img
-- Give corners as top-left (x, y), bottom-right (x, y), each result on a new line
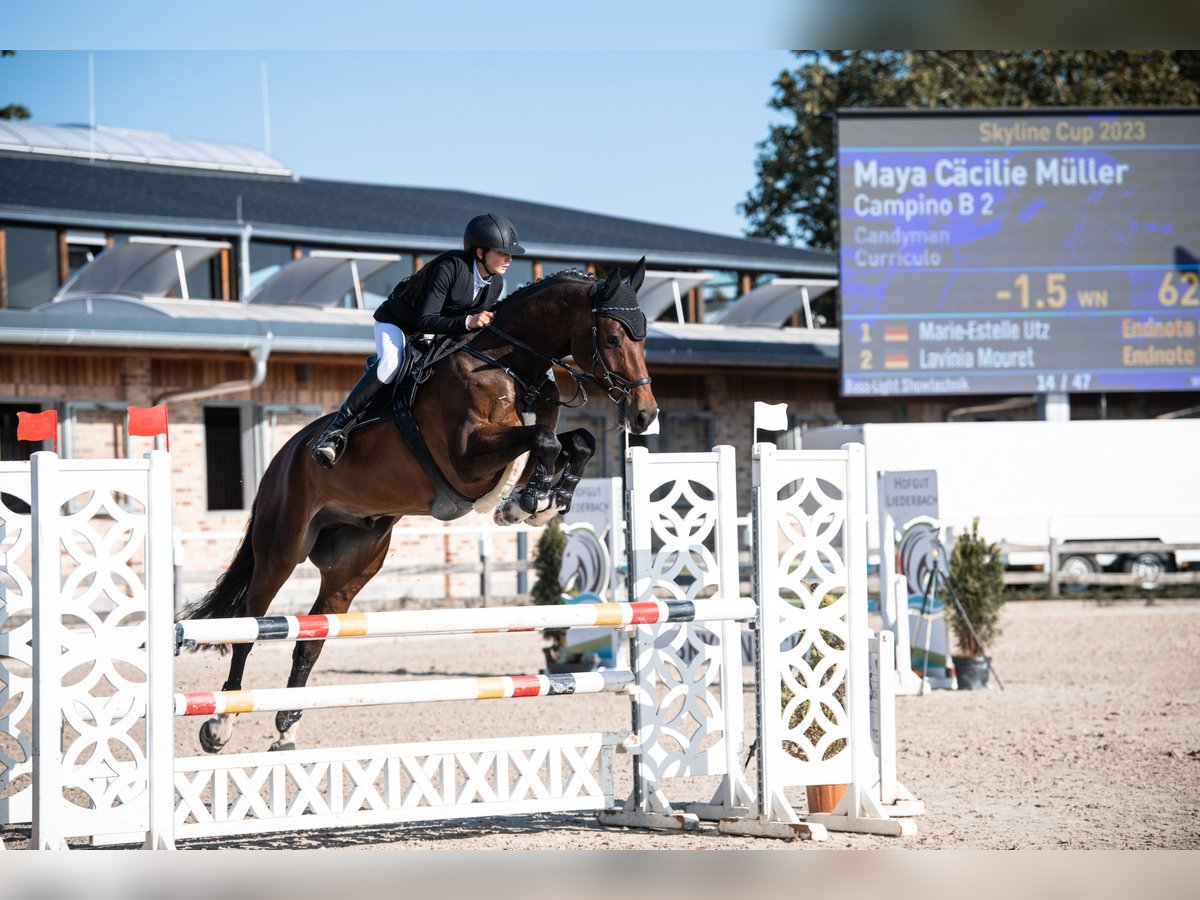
top-left (497, 269), bottom-right (596, 309)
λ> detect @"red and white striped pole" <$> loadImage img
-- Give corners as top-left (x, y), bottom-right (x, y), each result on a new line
top-left (175, 669), bottom-right (635, 717)
top-left (175, 597), bottom-right (756, 651)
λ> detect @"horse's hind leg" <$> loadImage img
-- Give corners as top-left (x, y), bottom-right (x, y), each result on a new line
top-left (270, 518), bottom-right (395, 751)
top-left (200, 518), bottom-right (312, 753)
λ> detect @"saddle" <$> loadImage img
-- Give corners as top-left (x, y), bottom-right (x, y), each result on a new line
top-left (351, 337), bottom-right (478, 522)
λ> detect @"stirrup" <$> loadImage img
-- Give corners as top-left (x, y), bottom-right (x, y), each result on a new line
top-left (311, 431), bottom-right (347, 469)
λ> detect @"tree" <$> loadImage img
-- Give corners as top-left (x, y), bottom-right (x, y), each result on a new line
top-left (1, 50), bottom-right (31, 121)
top-left (741, 51), bottom-right (1200, 251)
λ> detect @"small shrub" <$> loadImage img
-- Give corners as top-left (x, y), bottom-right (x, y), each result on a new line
top-left (531, 518), bottom-right (565, 606)
top-left (946, 518), bottom-right (1006, 657)
top-left (531, 518), bottom-right (567, 649)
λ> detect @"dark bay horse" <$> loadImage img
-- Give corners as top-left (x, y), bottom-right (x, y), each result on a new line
top-left (181, 259), bottom-right (658, 752)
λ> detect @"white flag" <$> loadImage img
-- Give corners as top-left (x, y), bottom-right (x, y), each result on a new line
top-left (753, 401), bottom-right (789, 434)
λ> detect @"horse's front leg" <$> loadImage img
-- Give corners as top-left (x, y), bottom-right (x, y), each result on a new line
top-left (466, 423), bottom-right (562, 525)
top-left (526, 428), bottom-right (596, 525)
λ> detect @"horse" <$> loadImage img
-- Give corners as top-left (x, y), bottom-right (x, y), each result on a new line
top-left (180, 258), bottom-right (658, 753)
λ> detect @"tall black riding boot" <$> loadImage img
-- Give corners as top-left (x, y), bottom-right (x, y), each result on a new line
top-left (311, 366), bottom-right (386, 469)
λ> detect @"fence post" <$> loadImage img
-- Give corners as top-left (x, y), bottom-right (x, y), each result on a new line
top-left (479, 532), bottom-right (492, 602)
top-left (1048, 537), bottom-right (1059, 598)
top-left (517, 531), bottom-right (528, 595)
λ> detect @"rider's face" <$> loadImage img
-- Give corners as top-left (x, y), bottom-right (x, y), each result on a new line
top-left (482, 248), bottom-right (513, 275)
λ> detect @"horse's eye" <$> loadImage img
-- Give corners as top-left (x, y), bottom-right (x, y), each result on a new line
top-left (605, 334), bottom-right (621, 349)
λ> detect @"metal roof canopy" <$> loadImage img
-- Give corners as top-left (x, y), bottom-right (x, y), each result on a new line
top-left (247, 251), bottom-right (403, 308)
top-left (636, 271), bottom-right (714, 322)
top-left (0, 122), bottom-right (293, 177)
top-left (716, 277), bottom-right (838, 328)
top-left (55, 236), bottom-right (232, 301)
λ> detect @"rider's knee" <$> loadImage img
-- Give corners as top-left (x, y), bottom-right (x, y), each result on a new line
top-left (376, 349), bottom-right (402, 384)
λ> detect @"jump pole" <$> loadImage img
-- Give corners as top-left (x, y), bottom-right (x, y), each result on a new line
top-left (175, 669), bottom-right (635, 717)
top-left (175, 598), bottom-right (756, 651)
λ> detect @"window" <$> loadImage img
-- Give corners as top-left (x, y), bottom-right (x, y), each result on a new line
top-left (0, 402), bottom-right (46, 461)
top-left (702, 270), bottom-right (738, 322)
top-left (185, 254), bottom-right (218, 300)
top-left (64, 403), bottom-right (129, 459)
top-left (204, 406), bottom-right (247, 511)
top-left (4, 225), bottom-right (58, 308)
top-left (66, 230), bottom-right (108, 280)
top-left (363, 257), bottom-right (413, 310)
top-left (246, 241), bottom-right (294, 296)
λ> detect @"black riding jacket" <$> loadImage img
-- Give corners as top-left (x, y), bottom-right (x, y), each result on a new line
top-left (374, 250), bottom-right (504, 336)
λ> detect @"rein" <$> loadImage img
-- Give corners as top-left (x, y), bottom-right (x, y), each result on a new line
top-left (465, 289), bottom-right (652, 414)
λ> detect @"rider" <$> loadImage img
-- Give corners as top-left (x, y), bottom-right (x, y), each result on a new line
top-left (310, 213), bottom-right (526, 468)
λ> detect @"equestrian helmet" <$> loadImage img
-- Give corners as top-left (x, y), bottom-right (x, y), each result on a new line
top-left (463, 213), bottom-right (526, 256)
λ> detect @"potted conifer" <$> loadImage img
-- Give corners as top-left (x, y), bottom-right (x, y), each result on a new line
top-left (945, 518), bottom-right (1006, 690)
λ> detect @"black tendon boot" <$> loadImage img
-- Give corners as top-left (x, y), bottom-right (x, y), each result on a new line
top-left (311, 366), bottom-right (386, 469)
top-left (518, 461), bottom-right (555, 514)
top-left (552, 471), bottom-right (581, 514)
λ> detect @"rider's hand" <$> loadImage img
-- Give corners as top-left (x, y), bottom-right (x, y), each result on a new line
top-left (467, 310), bottom-right (494, 330)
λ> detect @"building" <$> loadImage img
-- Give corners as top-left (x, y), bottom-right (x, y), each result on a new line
top-left (0, 122), bottom-right (841, 606)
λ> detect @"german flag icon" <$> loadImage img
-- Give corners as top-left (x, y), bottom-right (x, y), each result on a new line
top-left (884, 354), bottom-right (910, 370)
top-left (884, 326), bottom-right (910, 342)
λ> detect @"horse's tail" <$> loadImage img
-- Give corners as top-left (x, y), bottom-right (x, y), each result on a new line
top-left (179, 503), bottom-right (258, 628)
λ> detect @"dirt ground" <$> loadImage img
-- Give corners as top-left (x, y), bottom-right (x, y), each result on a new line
top-left (4, 598), bottom-right (1199, 850)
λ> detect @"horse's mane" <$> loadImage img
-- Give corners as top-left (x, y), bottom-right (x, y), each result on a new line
top-left (496, 269), bottom-right (596, 310)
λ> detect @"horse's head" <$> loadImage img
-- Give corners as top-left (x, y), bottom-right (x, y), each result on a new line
top-left (578, 257), bottom-right (658, 434)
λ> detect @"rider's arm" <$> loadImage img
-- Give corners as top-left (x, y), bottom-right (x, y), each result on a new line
top-left (413, 257), bottom-right (474, 335)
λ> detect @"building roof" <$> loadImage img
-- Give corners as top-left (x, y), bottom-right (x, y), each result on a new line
top-left (0, 122), bottom-right (292, 176)
top-left (0, 123), bottom-right (835, 276)
top-left (0, 296), bottom-right (840, 371)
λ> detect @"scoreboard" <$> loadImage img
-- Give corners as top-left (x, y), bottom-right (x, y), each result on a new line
top-left (837, 109), bottom-right (1200, 397)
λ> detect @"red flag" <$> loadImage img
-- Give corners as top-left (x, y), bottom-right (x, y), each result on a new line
top-left (16, 409), bottom-right (58, 454)
top-left (128, 404), bottom-right (170, 451)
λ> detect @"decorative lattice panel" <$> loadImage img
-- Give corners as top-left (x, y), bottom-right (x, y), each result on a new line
top-left (30, 452), bottom-right (174, 848)
top-left (624, 446), bottom-right (745, 793)
top-left (173, 733), bottom-right (621, 840)
top-left (0, 463), bottom-right (33, 826)
top-left (753, 443), bottom-right (868, 791)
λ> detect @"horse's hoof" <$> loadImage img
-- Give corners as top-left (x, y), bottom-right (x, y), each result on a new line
top-left (198, 718), bottom-right (228, 754)
top-left (269, 739), bottom-right (296, 752)
top-left (526, 504), bottom-right (560, 526)
top-left (494, 497), bottom-right (531, 526)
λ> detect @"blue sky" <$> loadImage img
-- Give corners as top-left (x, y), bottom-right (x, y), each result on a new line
top-left (1, 6), bottom-right (802, 238)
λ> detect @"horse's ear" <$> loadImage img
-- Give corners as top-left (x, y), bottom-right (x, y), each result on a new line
top-left (602, 266), bottom-right (621, 297)
top-left (624, 256), bottom-right (647, 293)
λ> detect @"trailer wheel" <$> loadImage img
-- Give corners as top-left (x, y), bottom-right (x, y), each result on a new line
top-left (1059, 553), bottom-right (1097, 593)
top-left (1122, 552), bottom-right (1169, 590)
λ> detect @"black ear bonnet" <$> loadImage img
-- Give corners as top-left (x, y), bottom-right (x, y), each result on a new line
top-left (594, 279), bottom-right (648, 341)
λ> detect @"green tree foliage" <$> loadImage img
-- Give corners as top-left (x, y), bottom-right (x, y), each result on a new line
top-left (741, 51), bottom-right (1200, 250)
top-left (531, 518), bottom-right (565, 607)
top-left (946, 518), bottom-right (1006, 657)
top-left (1, 50), bottom-right (30, 121)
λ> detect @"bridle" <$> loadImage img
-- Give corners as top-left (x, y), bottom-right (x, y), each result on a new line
top-left (461, 287), bottom-right (652, 413)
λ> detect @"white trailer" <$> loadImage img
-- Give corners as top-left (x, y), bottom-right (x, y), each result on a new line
top-left (798, 419), bottom-right (1200, 581)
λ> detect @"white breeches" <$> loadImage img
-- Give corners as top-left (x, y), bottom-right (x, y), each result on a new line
top-left (374, 322), bottom-right (406, 384)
